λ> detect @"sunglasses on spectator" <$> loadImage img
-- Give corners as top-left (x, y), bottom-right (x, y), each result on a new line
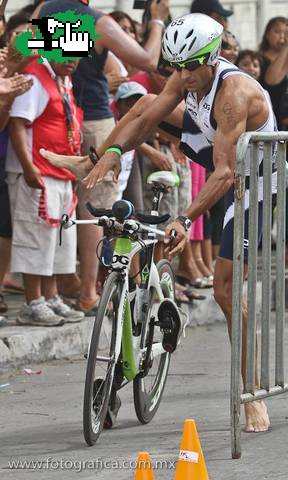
top-left (171, 54), bottom-right (209, 72)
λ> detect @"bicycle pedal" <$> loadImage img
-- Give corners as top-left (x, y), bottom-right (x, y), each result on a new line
top-left (157, 299), bottom-right (182, 353)
top-left (154, 317), bottom-right (174, 333)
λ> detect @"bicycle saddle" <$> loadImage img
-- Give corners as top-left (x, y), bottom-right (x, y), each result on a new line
top-left (147, 171), bottom-right (180, 188)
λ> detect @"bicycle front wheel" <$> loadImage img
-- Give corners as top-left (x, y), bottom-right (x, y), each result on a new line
top-left (83, 272), bottom-right (122, 446)
top-left (133, 259), bottom-right (175, 424)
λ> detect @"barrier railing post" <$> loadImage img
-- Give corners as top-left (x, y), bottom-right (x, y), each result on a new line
top-left (231, 133), bottom-right (247, 459)
top-left (245, 143), bottom-right (259, 395)
top-left (260, 142), bottom-right (272, 391)
top-left (275, 141), bottom-right (286, 387)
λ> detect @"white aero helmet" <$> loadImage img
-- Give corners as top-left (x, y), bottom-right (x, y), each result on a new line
top-left (162, 13), bottom-right (223, 67)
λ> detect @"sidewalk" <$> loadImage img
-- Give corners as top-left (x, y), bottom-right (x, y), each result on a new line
top-left (0, 282), bottom-right (262, 373)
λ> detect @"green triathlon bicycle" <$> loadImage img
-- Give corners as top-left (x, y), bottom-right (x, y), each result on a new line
top-left (61, 171), bottom-right (184, 446)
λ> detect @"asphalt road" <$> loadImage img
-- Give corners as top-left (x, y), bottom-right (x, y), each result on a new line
top-left (1, 322), bottom-right (288, 480)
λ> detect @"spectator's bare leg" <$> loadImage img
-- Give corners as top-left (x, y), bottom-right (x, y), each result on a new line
top-left (41, 275), bottom-right (58, 301)
top-left (191, 240), bottom-right (212, 278)
top-left (78, 223), bottom-right (102, 311)
top-left (201, 238), bottom-right (214, 274)
top-left (177, 241), bottom-right (205, 282)
top-left (23, 274), bottom-right (42, 304)
top-left (56, 273), bottom-right (81, 298)
top-left (0, 237), bottom-right (10, 288)
top-left (214, 256), bottom-right (270, 433)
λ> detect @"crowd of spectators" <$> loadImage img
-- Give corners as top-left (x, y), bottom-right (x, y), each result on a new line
top-left (0, 0), bottom-right (287, 326)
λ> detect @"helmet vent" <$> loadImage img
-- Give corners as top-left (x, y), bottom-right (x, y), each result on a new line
top-left (179, 44), bottom-right (186, 54)
top-left (174, 30), bottom-right (178, 44)
top-left (166, 44), bottom-right (173, 56)
top-left (188, 37), bottom-right (196, 51)
top-left (185, 29), bottom-right (194, 39)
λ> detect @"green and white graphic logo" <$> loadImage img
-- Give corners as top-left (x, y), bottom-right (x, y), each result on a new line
top-left (16, 11), bottom-right (100, 63)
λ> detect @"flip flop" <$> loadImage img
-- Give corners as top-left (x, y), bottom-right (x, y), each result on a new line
top-left (176, 274), bottom-right (208, 289)
top-left (182, 288), bottom-right (206, 301)
top-left (2, 282), bottom-right (24, 294)
top-left (175, 289), bottom-right (191, 305)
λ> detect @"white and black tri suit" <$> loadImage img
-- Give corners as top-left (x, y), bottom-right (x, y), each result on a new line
top-left (179, 57), bottom-right (277, 262)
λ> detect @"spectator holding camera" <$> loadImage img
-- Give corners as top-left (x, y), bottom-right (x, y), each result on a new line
top-left (190, 0), bottom-right (233, 29)
top-left (259, 16), bottom-right (288, 130)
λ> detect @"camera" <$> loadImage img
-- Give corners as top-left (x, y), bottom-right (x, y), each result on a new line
top-left (133, 0), bottom-right (148, 9)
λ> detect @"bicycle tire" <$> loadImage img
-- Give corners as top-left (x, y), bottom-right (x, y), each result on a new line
top-left (83, 271), bottom-right (122, 446)
top-left (133, 259), bottom-right (175, 424)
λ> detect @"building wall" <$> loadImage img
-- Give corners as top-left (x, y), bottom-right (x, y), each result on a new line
top-left (4, 0), bottom-right (287, 49)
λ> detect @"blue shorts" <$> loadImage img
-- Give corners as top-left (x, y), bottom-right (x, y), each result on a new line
top-left (219, 185), bottom-right (263, 264)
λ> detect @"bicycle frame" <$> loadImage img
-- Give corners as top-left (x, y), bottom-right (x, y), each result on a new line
top-left (112, 234), bottom-right (172, 382)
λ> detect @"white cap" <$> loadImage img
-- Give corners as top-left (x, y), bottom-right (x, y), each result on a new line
top-left (114, 81), bottom-right (148, 102)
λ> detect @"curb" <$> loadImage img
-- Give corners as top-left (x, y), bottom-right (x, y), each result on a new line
top-left (0, 319), bottom-right (94, 374)
top-left (0, 283), bottom-right (263, 374)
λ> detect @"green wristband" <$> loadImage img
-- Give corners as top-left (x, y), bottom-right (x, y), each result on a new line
top-left (105, 147), bottom-right (122, 157)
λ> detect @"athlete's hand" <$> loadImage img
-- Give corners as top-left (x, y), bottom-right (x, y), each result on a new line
top-left (82, 152), bottom-right (121, 189)
top-left (164, 220), bottom-right (186, 259)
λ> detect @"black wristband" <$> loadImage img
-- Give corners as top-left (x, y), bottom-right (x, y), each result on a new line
top-left (89, 146), bottom-right (99, 165)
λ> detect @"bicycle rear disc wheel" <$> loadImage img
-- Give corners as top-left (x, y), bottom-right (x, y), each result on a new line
top-left (83, 272), bottom-right (122, 446)
top-left (133, 259), bottom-right (175, 424)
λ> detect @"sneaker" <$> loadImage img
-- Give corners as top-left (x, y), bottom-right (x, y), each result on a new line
top-left (47, 295), bottom-right (84, 323)
top-left (16, 297), bottom-right (65, 327)
top-left (156, 299), bottom-right (185, 353)
top-left (0, 294), bottom-right (7, 314)
top-left (0, 315), bottom-right (7, 327)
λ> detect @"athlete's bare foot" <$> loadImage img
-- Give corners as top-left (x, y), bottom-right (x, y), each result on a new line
top-left (244, 400), bottom-right (270, 432)
top-left (40, 149), bottom-right (94, 179)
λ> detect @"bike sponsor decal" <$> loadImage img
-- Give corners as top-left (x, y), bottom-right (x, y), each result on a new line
top-left (160, 272), bottom-right (174, 298)
top-left (92, 419), bottom-right (100, 434)
top-left (141, 265), bottom-right (150, 284)
top-left (112, 254), bottom-right (129, 266)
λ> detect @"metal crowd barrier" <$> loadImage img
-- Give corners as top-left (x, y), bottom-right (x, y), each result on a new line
top-left (231, 131), bottom-right (288, 459)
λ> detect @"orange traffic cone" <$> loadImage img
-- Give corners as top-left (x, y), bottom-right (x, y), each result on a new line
top-left (134, 451), bottom-right (155, 480)
top-left (174, 419), bottom-right (209, 479)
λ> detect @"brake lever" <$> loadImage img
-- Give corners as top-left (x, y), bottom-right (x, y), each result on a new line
top-left (59, 214), bottom-right (75, 246)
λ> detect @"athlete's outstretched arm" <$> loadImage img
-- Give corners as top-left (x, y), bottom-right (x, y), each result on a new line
top-left (39, 90), bottom-right (185, 175)
top-left (82, 73), bottom-right (183, 188)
